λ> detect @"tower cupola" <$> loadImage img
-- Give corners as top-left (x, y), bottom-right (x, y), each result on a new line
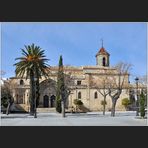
top-left (95, 40), bottom-right (110, 67)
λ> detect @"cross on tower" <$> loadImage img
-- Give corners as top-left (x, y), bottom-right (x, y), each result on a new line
top-left (100, 38), bottom-right (103, 47)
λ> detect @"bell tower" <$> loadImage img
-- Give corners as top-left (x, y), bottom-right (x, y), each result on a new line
top-left (95, 39), bottom-right (110, 67)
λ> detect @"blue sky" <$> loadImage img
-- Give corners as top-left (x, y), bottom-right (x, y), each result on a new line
top-left (1, 22), bottom-right (147, 82)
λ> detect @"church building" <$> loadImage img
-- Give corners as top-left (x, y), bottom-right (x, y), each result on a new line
top-left (7, 44), bottom-right (130, 112)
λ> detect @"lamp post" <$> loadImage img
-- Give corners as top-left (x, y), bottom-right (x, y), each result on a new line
top-left (34, 77), bottom-right (37, 118)
top-left (135, 77), bottom-right (139, 116)
top-left (76, 87), bottom-right (78, 99)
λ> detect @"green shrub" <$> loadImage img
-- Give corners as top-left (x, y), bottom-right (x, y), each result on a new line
top-left (77, 100), bottom-right (83, 106)
top-left (122, 98), bottom-right (130, 107)
top-left (73, 99), bottom-right (78, 105)
top-left (73, 99), bottom-right (83, 106)
top-left (1, 97), bottom-right (8, 108)
top-left (101, 100), bottom-right (107, 105)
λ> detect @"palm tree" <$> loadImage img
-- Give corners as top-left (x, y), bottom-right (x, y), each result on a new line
top-left (14, 43), bottom-right (50, 115)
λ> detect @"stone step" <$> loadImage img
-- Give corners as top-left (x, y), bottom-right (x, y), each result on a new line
top-left (11, 104), bottom-right (29, 112)
top-left (37, 107), bottom-right (56, 112)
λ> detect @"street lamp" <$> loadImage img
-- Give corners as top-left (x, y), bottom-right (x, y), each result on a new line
top-left (34, 77), bottom-right (37, 118)
top-left (76, 87), bottom-right (78, 100)
top-left (135, 77), bottom-right (139, 116)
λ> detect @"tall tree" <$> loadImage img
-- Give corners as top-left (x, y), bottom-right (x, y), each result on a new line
top-left (14, 44), bottom-right (50, 115)
top-left (1, 80), bottom-right (14, 114)
top-left (56, 55), bottom-right (66, 117)
top-left (108, 62), bottom-right (131, 116)
top-left (97, 77), bottom-right (110, 115)
top-left (63, 72), bottom-right (74, 108)
top-left (90, 75), bottom-right (110, 115)
top-left (139, 90), bottom-right (146, 118)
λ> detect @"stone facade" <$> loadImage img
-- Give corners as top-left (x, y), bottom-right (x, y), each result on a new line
top-left (6, 46), bottom-right (131, 112)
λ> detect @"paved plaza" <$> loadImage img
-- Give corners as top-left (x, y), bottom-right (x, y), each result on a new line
top-left (1, 111), bottom-right (147, 126)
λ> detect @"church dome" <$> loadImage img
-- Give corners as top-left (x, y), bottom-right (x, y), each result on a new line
top-left (96, 47), bottom-right (110, 57)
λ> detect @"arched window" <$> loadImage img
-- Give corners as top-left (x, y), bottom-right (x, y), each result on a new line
top-left (94, 92), bottom-right (98, 99)
top-left (102, 57), bottom-right (106, 66)
top-left (20, 79), bottom-right (24, 85)
top-left (78, 92), bottom-right (81, 99)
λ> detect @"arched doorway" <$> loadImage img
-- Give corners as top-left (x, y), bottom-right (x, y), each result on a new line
top-left (43, 95), bottom-right (49, 107)
top-left (39, 78), bottom-right (56, 108)
top-left (50, 95), bottom-right (55, 107)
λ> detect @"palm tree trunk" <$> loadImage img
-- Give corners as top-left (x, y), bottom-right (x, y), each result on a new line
top-left (35, 69), bottom-right (40, 108)
top-left (36, 78), bottom-right (40, 108)
top-left (29, 71), bottom-right (35, 115)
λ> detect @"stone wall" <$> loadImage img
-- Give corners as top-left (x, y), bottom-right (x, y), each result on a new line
top-left (8, 65), bottom-right (130, 112)
top-left (68, 88), bottom-right (129, 111)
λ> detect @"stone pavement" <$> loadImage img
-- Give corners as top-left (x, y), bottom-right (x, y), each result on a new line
top-left (0, 111), bottom-right (147, 126)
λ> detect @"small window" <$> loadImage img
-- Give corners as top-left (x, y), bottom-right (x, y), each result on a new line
top-left (20, 80), bottom-right (24, 85)
top-left (78, 92), bottom-right (81, 99)
top-left (77, 81), bottom-right (81, 85)
top-left (94, 92), bottom-right (98, 99)
top-left (102, 57), bottom-right (106, 66)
